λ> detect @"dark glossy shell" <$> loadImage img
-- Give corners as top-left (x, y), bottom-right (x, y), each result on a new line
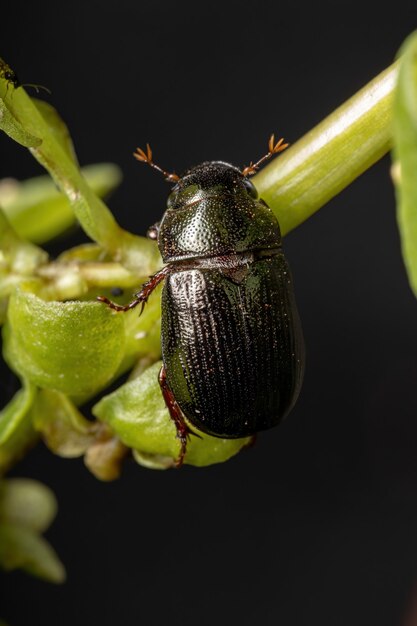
top-left (161, 254), bottom-right (304, 438)
top-left (158, 162), bottom-right (281, 262)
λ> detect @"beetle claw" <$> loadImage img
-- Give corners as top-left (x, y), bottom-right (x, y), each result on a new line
top-left (97, 294), bottom-right (142, 312)
top-left (174, 438), bottom-right (187, 468)
top-left (185, 426), bottom-right (203, 441)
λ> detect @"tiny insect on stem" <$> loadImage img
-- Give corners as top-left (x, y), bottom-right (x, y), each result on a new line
top-left (0, 58), bottom-right (51, 96)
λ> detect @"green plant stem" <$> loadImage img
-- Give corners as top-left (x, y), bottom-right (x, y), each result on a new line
top-left (254, 62), bottom-right (399, 236)
top-left (392, 32), bottom-right (417, 298)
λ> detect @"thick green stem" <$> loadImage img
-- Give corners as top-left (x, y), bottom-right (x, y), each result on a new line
top-left (254, 62), bottom-right (399, 235)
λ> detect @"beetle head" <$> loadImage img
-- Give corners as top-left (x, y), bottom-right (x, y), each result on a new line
top-left (158, 160), bottom-right (282, 262)
top-left (166, 161), bottom-right (258, 210)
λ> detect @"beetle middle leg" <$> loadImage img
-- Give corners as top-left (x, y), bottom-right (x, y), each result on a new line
top-left (158, 365), bottom-right (201, 468)
top-left (97, 265), bottom-right (171, 313)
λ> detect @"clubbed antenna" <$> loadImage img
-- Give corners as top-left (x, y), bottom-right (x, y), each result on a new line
top-left (133, 144), bottom-right (180, 182)
top-left (242, 134), bottom-right (289, 177)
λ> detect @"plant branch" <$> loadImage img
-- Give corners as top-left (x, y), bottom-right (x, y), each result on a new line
top-left (254, 62), bottom-right (399, 235)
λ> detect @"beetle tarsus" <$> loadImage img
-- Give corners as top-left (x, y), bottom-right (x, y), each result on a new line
top-left (176, 433), bottom-right (188, 468)
top-left (96, 295), bottom-right (142, 312)
top-left (97, 265), bottom-right (171, 314)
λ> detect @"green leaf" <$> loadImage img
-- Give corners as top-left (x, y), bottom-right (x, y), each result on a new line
top-left (84, 425), bottom-right (128, 481)
top-left (0, 164), bottom-right (123, 244)
top-left (254, 62), bottom-right (398, 235)
top-left (0, 478), bottom-right (57, 533)
top-left (0, 475), bottom-right (64, 584)
top-left (4, 290), bottom-right (126, 401)
top-left (32, 389), bottom-right (95, 457)
top-left (32, 99), bottom-right (77, 162)
top-left (0, 378), bottom-right (37, 475)
top-left (0, 523), bottom-right (66, 583)
top-left (392, 31), bottom-right (417, 297)
top-left (0, 207), bottom-right (48, 276)
top-left (0, 380), bottom-right (36, 444)
top-left (0, 99), bottom-right (41, 148)
top-left (93, 361), bottom-right (251, 468)
top-left (0, 297), bottom-right (7, 325)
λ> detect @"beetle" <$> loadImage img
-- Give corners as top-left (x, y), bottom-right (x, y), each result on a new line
top-left (98, 136), bottom-right (305, 466)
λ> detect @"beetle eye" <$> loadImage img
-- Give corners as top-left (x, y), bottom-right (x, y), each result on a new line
top-left (243, 178), bottom-right (258, 198)
top-left (167, 186), bottom-right (179, 209)
top-left (167, 183), bottom-right (200, 209)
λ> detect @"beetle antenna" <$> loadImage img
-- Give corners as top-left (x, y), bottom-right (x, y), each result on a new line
top-left (20, 83), bottom-right (52, 95)
top-left (133, 144), bottom-right (180, 183)
top-left (241, 134), bottom-right (289, 177)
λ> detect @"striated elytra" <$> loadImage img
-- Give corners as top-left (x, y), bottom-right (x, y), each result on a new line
top-left (99, 143), bottom-right (305, 466)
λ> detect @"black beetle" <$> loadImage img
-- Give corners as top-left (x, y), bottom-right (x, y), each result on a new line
top-left (99, 137), bottom-right (304, 466)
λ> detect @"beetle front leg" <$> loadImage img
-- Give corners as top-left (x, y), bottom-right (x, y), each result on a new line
top-left (97, 265), bottom-right (171, 313)
top-left (158, 366), bottom-right (201, 468)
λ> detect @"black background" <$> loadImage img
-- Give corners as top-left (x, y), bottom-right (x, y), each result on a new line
top-left (1, 2), bottom-right (417, 625)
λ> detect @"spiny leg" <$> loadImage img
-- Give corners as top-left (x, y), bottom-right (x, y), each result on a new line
top-left (158, 366), bottom-right (201, 468)
top-left (97, 265), bottom-right (171, 313)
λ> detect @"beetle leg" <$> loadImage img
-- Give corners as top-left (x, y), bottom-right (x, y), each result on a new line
top-left (97, 265), bottom-right (171, 313)
top-left (158, 366), bottom-right (201, 468)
